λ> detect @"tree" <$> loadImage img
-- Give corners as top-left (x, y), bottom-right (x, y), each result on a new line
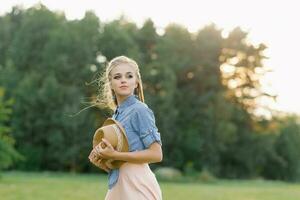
top-left (0, 87), bottom-right (23, 173)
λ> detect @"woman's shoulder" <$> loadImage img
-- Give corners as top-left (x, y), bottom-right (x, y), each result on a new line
top-left (130, 101), bottom-right (157, 130)
top-left (132, 100), bottom-right (153, 114)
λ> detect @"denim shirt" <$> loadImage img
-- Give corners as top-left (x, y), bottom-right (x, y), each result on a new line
top-left (107, 94), bottom-right (162, 189)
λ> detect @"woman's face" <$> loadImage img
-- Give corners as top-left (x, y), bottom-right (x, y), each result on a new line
top-left (110, 63), bottom-right (138, 99)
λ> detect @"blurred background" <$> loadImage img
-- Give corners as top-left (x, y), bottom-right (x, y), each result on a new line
top-left (0, 1), bottom-right (300, 199)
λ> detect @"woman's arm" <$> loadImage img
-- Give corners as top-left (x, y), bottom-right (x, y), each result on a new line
top-left (114, 142), bottom-right (162, 164)
top-left (95, 138), bottom-right (163, 164)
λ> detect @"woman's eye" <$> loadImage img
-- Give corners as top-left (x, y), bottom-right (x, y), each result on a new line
top-left (113, 74), bottom-right (133, 79)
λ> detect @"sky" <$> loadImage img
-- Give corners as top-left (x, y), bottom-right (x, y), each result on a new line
top-left (1, 0), bottom-right (300, 115)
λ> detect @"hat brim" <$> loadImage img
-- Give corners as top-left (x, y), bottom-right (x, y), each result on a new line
top-left (93, 118), bottom-right (129, 149)
top-left (103, 118), bottom-right (129, 150)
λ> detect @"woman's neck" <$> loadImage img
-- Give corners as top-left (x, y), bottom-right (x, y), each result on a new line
top-left (116, 94), bottom-right (133, 106)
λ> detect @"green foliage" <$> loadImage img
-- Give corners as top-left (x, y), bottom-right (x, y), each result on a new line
top-left (0, 88), bottom-right (23, 171)
top-left (0, 5), bottom-right (99, 172)
top-left (98, 17), bottom-right (141, 61)
top-left (268, 116), bottom-right (300, 181)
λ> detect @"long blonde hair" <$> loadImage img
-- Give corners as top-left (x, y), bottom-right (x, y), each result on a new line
top-left (96, 55), bottom-right (145, 110)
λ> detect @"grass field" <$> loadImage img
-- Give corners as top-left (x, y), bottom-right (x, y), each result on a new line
top-left (0, 171), bottom-right (300, 200)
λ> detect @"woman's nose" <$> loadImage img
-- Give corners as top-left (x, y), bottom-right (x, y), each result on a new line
top-left (120, 77), bottom-right (127, 83)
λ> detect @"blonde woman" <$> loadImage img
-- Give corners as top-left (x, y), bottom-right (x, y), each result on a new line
top-left (89, 56), bottom-right (163, 199)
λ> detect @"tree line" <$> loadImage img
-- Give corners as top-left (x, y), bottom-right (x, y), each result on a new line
top-left (0, 4), bottom-right (299, 181)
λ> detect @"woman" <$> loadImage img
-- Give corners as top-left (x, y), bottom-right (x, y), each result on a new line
top-left (89, 55), bottom-right (163, 200)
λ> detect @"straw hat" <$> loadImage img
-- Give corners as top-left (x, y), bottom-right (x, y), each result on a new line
top-left (92, 118), bottom-right (129, 169)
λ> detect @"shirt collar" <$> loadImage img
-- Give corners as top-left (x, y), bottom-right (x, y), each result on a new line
top-left (115, 94), bottom-right (138, 114)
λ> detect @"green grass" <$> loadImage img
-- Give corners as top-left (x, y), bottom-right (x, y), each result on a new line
top-left (0, 171), bottom-right (300, 200)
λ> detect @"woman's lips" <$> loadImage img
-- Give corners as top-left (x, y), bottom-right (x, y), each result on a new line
top-left (120, 86), bottom-right (128, 89)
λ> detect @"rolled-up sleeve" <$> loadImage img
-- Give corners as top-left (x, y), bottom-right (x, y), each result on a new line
top-left (132, 106), bottom-right (162, 148)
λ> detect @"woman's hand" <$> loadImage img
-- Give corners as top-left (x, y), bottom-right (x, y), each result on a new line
top-left (88, 149), bottom-right (100, 162)
top-left (88, 149), bottom-right (111, 173)
top-left (94, 138), bottom-right (117, 160)
top-left (88, 150), bottom-right (101, 165)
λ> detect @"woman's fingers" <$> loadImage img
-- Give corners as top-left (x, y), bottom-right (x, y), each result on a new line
top-left (93, 142), bottom-right (110, 159)
top-left (88, 149), bottom-right (108, 170)
top-left (95, 145), bottom-right (102, 154)
top-left (88, 150), bottom-right (102, 164)
top-left (102, 138), bottom-right (113, 149)
top-left (88, 143), bottom-right (114, 172)
top-left (88, 151), bottom-right (96, 161)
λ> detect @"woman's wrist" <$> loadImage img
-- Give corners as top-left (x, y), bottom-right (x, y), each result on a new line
top-left (112, 151), bottom-right (122, 160)
top-left (113, 151), bottom-right (132, 162)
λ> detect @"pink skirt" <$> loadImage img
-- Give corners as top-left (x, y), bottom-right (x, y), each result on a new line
top-left (104, 162), bottom-right (162, 200)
